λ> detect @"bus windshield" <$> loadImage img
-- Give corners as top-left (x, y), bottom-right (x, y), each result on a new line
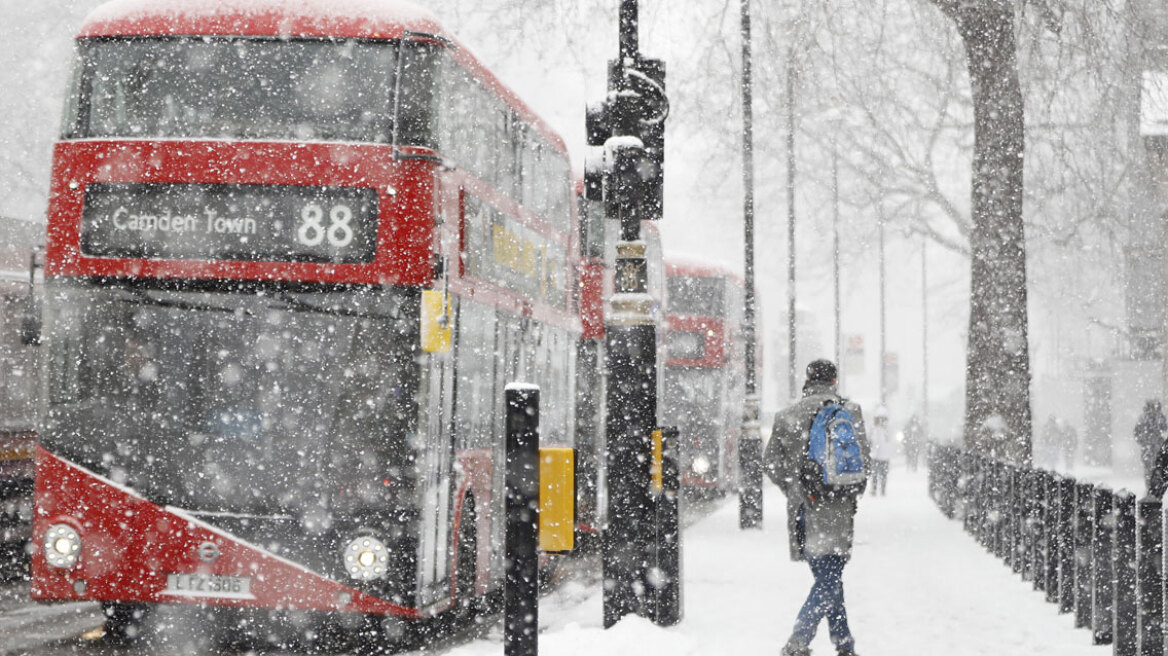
top-left (667, 276), bottom-right (724, 317)
top-left (41, 281), bottom-right (421, 520)
top-left (67, 37), bottom-right (420, 143)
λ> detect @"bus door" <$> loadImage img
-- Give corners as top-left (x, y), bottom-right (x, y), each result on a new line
top-left (417, 296), bottom-right (457, 606)
top-left (418, 178), bottom-right (462, 605)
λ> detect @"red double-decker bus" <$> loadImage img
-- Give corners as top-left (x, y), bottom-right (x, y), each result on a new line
top-left (32, 0), bottom-right (581, 647)
top-left (662, 257), bottom-right (745, 495)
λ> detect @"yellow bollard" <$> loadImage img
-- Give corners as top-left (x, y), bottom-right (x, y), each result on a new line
top-left (539, 447), bottom-right (576, 554)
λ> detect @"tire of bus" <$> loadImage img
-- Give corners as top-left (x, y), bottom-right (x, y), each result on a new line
top-left (101, 602), bottom-right (152, 644)
top-left (454, 497), bottom-right (478, 621)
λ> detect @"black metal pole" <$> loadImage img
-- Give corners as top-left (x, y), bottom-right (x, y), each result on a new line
top-left (1074, 482), bottom-right (1095, 629)
top-left (738, 0), bottom-right (763, 529)
top-left (1058, 476), bottom-right (1075, 614)
top-left (1022, 469), bottom-right (1036, 582)
top-left (603, 244), bottom-right (657, 627)
top-left (1000, 464), bottom-right (1014, 565)
top-left (785, 46), bottom-right (797, 401)
top-left (1093, 487), bottom-right (1115, 645)
top-left (1114, 491), bottom-right (1137, 656)
top-left (652, 427), bottom-right (682, 626)
top-left (1011, 466), bottom-right (1024, 574)
top-left (833, 147), bottom-right (841, 368)
top-left (1044, 473), bottom-right (1058, 601)
top-left (921, 239), bottom-right (928, 434)
top-left (504, 385), bottom-right (540, 656)
top-left (602, 0), bottom-right (668, 625)
top-left (619, 0), bottom-right (637, 62)
top-left (878, 210), bottom-right (887, 407)
top-left (1137, 496), bottom-right (1162, 656)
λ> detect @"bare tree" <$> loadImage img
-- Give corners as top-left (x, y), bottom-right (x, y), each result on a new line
top-left (926, 0), bottom-right (1032, 462)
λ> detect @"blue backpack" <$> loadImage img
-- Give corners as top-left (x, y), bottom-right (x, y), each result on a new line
top-left (804, 401), bottom-right (867, 497)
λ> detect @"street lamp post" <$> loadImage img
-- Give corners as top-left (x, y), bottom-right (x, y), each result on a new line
top-left (878, 208), bottom-right (887, 407)
top-left (922, 237), bottom-right (929, 435)
top-left (786, 47), bottom-right (798, 401)
top-left (832, 147), bottom-right (841, 371)
top-left (738, 0), bottom-right (763, 529)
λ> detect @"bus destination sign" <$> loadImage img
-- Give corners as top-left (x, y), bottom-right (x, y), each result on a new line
top-left (80, 182), bottom-right (380, 264)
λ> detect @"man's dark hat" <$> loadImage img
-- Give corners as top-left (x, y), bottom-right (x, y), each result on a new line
top-left (806, 359), bottom-right (837, 384)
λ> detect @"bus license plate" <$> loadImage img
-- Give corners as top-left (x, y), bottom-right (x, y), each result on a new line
top-left (165, 573), bottom-right (253, 599)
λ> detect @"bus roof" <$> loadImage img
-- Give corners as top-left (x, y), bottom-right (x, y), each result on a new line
top-left (80, 0), bottom-right (443, 41)
top-left (665, 255), bottom-right (744, 286)
top-left (78, 0), bottom-right (567, 154)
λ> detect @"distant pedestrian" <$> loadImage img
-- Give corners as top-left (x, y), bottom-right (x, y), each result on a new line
top-left (903, 415), bottom-right (923, 472)
top-left (1135, 400), bottom-right (1167, 488)
top-left (765, 359), bottom-right (870, 656)
top-left (1060, 420), bottom-right (1078, 470)
top-left (869, 407), bottom-right (893, 496)
top-left (1040, 415), bottom-right (1061, 469)
top-left (1148, 436), bottom-right (1168, 498)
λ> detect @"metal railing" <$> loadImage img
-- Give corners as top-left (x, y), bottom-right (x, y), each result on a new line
top-left (928, 444), bottom-right (1163, 655)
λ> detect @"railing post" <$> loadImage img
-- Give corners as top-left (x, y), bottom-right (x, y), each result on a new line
top-left (978, 456), bottom-right (991, 547)
top-left (1114, 491), bottom-right (1137, 655)
top-left (1000, 462), bottom-right (1012, 561)
top-left (943, 446), bottom-right (957, 518)
top-left (968, 454), bottom-right (981, 539)
top-left (1011, 465), bottom-right (1025, 574)
top-left (992, 461), bottom-right (1006, 559)
top-left (983, 458), bottom-right (994, 549)
top-left (1058, 476), bottom-right (1075, 614)
top-left (1094, 487), bottom-right (1115, 645)
top-left (959, 452), bottom-right (972, 530)
top-left (1024, 469), bottom-right (1039, 584)
top-left (967, 452), bottom-right (976, 534)
top-left (1137, 496), bottom-right (1162, 656)
top-left (1045, 473), bottom-right (1060, 602)
top-left (504, 384), bottom-right (540, 656)
top-left (1075, 481), bottom-right (1096, 629)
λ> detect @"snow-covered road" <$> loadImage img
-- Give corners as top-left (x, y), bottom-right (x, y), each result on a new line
top-left (432, 464), bottom-right (1105, 655)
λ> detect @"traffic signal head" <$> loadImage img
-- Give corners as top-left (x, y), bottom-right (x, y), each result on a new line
top-left (584, 56), bottom-right (666, 221)
top-left (583, 137), bottom-right (661, 222)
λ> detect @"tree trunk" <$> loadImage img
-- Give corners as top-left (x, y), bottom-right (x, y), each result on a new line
top-left (935, 0), bottom-right (1033, 464)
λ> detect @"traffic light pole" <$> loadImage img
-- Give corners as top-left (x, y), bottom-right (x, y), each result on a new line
top-left (588, 0), bottom-right (670, 628)
top-left (603, 239), bottom-right (657, 627)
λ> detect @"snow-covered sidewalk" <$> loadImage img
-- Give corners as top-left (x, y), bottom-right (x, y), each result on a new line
top-left (428, 465), bottom-right (1103, 655)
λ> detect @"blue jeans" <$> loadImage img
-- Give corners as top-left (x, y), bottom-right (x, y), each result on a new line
top-left (790, 554), bottom-right (855, 650)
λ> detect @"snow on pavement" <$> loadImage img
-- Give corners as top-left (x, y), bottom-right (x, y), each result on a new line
top-left (426, 465), bottom-right (1104, 655)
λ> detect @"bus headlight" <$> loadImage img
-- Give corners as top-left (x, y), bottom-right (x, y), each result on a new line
top-left (343, 535), bottom-right (389, 581)
top-left (44, 524), bottom-right (81, 569)
top-left (692, 455), bottom-right (711, 475)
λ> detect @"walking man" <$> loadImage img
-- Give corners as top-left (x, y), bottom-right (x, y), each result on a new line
top-left (765, 359), bottom-right (870, 656)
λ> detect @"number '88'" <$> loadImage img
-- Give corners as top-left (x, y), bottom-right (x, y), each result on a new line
top-left (298, 203), bottom-right (354, 247)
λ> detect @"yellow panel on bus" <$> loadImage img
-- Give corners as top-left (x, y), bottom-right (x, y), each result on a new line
top-left (420, 290), bottom-right (451, 353)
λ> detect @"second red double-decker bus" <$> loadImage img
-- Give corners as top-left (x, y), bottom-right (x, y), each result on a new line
top-left (33, 0), bottom-right (581, 648)
top-left (662, 257), bottom-right (746, 496)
